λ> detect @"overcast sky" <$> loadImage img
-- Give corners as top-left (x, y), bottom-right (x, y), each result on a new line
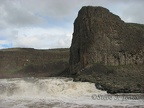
top-left (0, 0), bottom-right (144, 49)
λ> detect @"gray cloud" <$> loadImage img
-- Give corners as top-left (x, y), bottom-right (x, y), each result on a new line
top-left (122, 1), bottom-right (144, 23)
top-left (21, 0), bottom-right (82, 18)
top-left (0, 0), bottom-right (43, 29)
top-left (0, 0), bottom-right (144, 49)
top-left (1, 0), bottom-right (143, 29)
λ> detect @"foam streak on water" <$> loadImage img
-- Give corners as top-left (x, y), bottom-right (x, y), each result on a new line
top-left (0, 77), bottom-right (144, 108)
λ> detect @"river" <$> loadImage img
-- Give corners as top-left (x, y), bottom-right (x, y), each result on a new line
top-left (0, 77), bottom-right (143, 108)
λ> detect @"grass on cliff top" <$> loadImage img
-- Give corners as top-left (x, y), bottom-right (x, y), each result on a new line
top-left (127, 23), bottom-right (144, 30)
top-left (0, 48), bottom-right (69, 52)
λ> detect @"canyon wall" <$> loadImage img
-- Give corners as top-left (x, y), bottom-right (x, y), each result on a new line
top-left (70, 6), bottom-right (144, 74)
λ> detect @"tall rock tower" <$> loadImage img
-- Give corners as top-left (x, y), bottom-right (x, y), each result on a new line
top-left (69, 6), bottom-right (144, 74)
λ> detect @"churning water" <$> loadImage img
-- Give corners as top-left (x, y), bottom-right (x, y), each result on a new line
top-left (0, 77), bottom-right (144, 108)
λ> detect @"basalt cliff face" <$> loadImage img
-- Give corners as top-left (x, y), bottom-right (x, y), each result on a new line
top-left (70, 6), bottom-right (144, 74)
top-left (0, 48), bottom-right (69, 78)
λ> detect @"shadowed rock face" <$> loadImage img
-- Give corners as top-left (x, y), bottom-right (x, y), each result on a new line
top-left (69, 6), bottom-right (144, 74)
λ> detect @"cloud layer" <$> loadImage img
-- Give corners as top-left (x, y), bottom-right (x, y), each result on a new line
top-left (0, 0), bottom-right (144, 49)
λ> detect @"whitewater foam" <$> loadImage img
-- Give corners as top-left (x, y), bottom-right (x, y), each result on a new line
top-left (0, 77), bottom-right (106, 98)
top-left (0, 77), bottom-right (144, 108)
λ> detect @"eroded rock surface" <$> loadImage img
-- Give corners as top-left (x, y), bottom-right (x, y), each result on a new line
top-left (70, 6), bottom-right (144, 74)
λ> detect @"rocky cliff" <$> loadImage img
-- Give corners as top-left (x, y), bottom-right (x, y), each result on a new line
top-left (70, 6), bottom-right (144, 74)
top-left (0, 48), bottom-right (69, 78)
top-left (69, 6), bottom-right (144, 93)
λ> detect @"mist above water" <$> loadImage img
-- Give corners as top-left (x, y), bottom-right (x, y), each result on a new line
top-left (0, 77), bottom-right (105, 98)
top-left (0, 77), bottom-right (143, 108)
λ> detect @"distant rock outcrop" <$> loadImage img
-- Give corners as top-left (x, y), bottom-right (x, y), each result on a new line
top-left (0, 48), bottom-right (69, 78)
top-left (69, 6), bottom-right (144, 74)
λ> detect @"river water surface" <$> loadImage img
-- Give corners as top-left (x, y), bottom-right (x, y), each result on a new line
top-left (0, 77), bottom-right (144, 108)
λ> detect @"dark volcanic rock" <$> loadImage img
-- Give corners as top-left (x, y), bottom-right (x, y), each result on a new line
top-left (69, 6), bottom-right (144, 93)
top-left (69, 6), bottom-right (144, 74)
top-left (0, 48), bottom-right (69, 78)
